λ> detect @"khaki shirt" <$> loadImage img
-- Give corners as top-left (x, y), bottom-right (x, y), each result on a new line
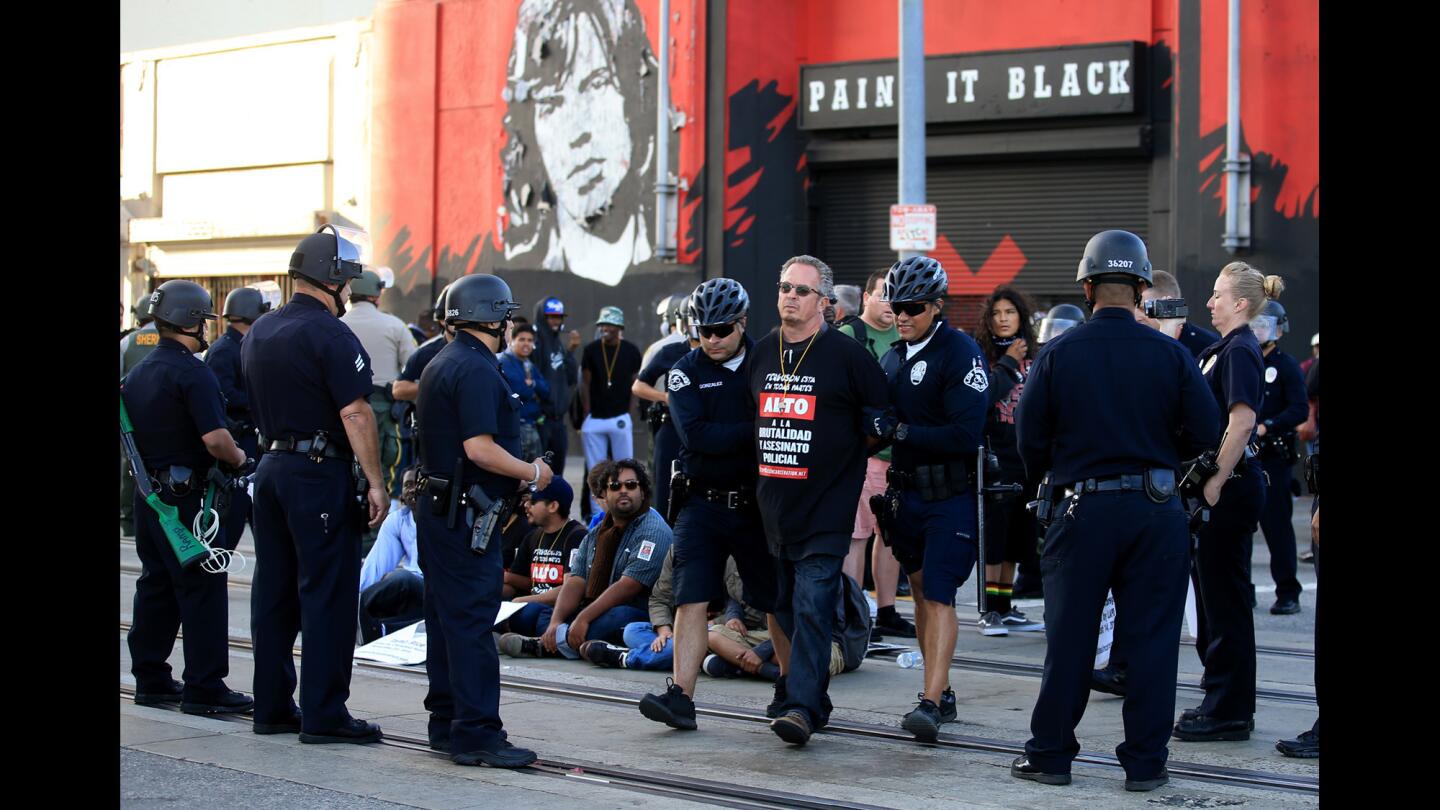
top-left (340, 302), bottom-right (416, 386)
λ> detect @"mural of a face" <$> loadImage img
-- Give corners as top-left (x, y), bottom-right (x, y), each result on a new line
top-left (502, 0), bottom-right (660, 287)
top-left (531, 12), bottom-right (633, 223)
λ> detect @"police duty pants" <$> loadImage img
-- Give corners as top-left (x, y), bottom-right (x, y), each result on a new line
top-left (250, 453), bottom-right (363, 733)
top-left (1025, 492), bottom-right (1189, 781)
top-left (1253, 452), bottom-right (1302, 602)
top-left (772, 550), bottom-right (844, 728)
top-left (120, 443), bottom-right (136, 534)
top-left (649, 422), bottom-right (680, 518)
top-left (129, 486), bottom-right (232, 701)
top-left (1192, 462), bottom-right (1265, 721)
top-left (415, 494), bottom-right (510, 754)
top-left (220, 428), bottom-right (259, 552)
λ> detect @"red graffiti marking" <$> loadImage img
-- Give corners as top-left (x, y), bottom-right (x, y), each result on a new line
top-left (930, 234), bottom-right (1028, 296)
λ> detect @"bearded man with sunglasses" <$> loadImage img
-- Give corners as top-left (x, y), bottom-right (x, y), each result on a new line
top-left (875, 256), bottom-right (991, 742)
top-left (749, 256), bottom-right (891, 746)
top-left (637, 279), bottom-right (781, 733)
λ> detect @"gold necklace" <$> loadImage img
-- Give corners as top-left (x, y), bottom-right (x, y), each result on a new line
top-left (600, 340), bottom-right (620, 389)
top-left (778, 326), bottom-right (820, 396)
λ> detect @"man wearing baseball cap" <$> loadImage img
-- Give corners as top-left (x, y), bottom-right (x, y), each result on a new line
top-left (532, 297), bottom-right (583, 481)
top-left (499, 477), bottom-right (588, 633)
top-left (578, 307), bottom-right (642, 511)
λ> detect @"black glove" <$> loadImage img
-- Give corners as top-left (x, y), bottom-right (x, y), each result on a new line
top-left (221, 457), bottom-right (257, 479)
top-left (863, 407), bottom-right (898, 440)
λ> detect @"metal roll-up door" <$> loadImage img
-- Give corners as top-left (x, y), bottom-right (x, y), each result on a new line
top-left (812, 157), bottom-right (1150, 304)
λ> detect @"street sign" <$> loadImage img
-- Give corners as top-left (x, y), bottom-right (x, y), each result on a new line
top-left (890, 204), bottom-right (937, 251)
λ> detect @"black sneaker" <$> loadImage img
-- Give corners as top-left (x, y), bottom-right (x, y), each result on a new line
top-left (901, 695), bottom-right (942, 742)
top-left (875, 610), bottom-right (918, 638)
top-left (453, 740), bottom-right (538, 768)
top-left (299, 718), bottom-right (383, 744)
top-left (498, 633), bottom-right (545, 658)
top-left (182, 688), bottom-right (254, 716)
top-left (938, 687), bottom-right (957, 723)
top-left (134, 679), bottom-right (185, 706)
top-left (253, 708), bottom-right (302, 735)
top-left (771, 710), bottom-right (812, 745)
top-left (1125, 767), bottom-right (1170, 791)
top-left (638, 679), bottom-right (697, 730)
top-left (766, 675), bottom-right (787, 719)
top-left (1011, 755), bottom-right (1070, 785)
top-left (579, 640), bottom-right (627, 668)
top-left (870, 627), bottom-right (884, 643)
top-left (1276, 728), bottom-right (1319, 758)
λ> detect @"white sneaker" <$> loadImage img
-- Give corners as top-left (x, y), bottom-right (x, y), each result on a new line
top-left (978, 611), bottom-right (1009, 636)
top-left (864, 589), bottom-right (878, 619)
top-left (1000, 608), bottom-right (1045, 632)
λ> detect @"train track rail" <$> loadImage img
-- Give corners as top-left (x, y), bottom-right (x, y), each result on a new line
top-left (117, 622), bottom-right (1317, 796)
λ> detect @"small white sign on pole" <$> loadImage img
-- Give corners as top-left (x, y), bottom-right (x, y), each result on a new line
top-left (889, 204), bottom-right (937, 252)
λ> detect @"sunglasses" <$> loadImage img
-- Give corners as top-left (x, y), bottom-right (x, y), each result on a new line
top-left (777, 282), bottom-right (820, 297)
top-left (891, 301), bottom-right (931, 317)
top-left (606, 480), bottom-right (642, 492)
top-left (698, 323), bottom-right (737, 339)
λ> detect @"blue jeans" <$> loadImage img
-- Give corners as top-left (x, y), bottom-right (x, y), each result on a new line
top-left (619, 622), bottom-right (674, 670)
top-left (772, 551), bottom-right (844, 727)
top-left (553, 605), bottom-right (649, 659)
top-left (504, 602), bottom-right (553, 636)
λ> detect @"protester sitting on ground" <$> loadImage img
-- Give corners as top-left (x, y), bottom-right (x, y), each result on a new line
top-left (499, 492), bottom-right (533, 572)
top-left (584, 458), bottom-right (668, 531)
top-left (357, 467), bottom-right (424, 643)
top-left (498, 478), bottom-right (587, 636)
top-left (706, 570), bottom-right (872, 683)
top-left (579, 546), bottom-right (678, 671)
top-left (498, 459), bottom-right (674, 660)
top-left (702, 556), bottom-right (782, 681)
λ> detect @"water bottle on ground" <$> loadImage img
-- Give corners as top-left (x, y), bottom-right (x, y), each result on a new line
top-left (896, 651), bottom-right (923, 669)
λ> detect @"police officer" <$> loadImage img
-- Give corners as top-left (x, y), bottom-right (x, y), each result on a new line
top-left (342, 269), bottom-right (417, 506)
top-left (873, 257), bottom-right (990, 742)
top-left (637, 279), bottom-right (779, 731)
top-left (123, 280), bottom-right (254, 715)
top-left (1011, 230), bottom-right (1218, 791)
top-left (242, 225), bottom-right (390, 743)
top-left (1034, 303), bottom-right (1086, 346)
top-left (632, 302), bottom-right (697, 517)
top-left (414, 273), bottom-right (551, 767)
top-left (121, 294), bottom-right (160, 538)
top-left (1249, 299), bottom-right (1307, 615)
top-left (1172, 262), bottom-right (1277, 743)
top-left (205, 286), bottom-right (272, 550)
top-left (393, 286), bottom-right (453, 405)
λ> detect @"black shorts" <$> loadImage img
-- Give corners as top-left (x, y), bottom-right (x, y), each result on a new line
top-left (672, 499), bottom-right (778, 613)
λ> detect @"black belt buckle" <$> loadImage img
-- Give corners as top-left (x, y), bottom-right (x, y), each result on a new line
top-left (725, 491), bottom-right (739, 509)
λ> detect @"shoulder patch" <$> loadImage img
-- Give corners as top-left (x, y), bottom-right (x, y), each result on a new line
top-left (963, 358), bottom-right (989, 392)
top-left (637, 540), bottom-right (656, 561)
top-left (667, 369), bottom-right (691, 391)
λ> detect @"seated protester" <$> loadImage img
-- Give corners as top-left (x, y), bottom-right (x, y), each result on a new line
top-left (498, 492), bottom-right (533, 572)
top-left (499, 478), bottom-right (587, 632)
top-left (498, 459), bottom-right (673, 660)
top-left (705, 571), bottom-right (870, 683)
top-left (703, 556), bottom-right (781, 682)
top-left (499, 323), bottom-right (551, 462)
top-left (583, 457), bottom-right (669, 533)
top-left (579, 546), bottom-right (678, 671)
top-left (357, 467), bottom-right (425, 643)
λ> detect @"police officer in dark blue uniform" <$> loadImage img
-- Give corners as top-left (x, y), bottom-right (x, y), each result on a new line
top-left (242, 225), bottom-right (390, 743)
top-left (414, 273), bottom-right (550, 767)
top-left (873, 256), bottom-right (990, 742)
top-left (1249, 300), bottom-right (1307, 615)
top-left (123, 280), bottom-right (254, 715)
top-left (1172, 262), bottom-right (1276, 743)
top-left (633, 305), bottom-right (696, 517)
top-left (392, 286), bottom-right (452, 471)
top-left (1011, 231), bottom-right (1218, 791)
top-left (637, 278), bottom-right (779, 731)
top-left (205, 286), bottom-right (272, 550)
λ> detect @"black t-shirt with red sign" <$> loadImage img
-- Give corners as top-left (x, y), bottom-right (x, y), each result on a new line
top-left (748, 324), bottom-right (889, 557)
top-left (508, 519), bottom-right (587, 595)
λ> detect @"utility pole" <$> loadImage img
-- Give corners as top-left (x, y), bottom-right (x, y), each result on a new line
top-left (897, 0), bottom-right (925, 260)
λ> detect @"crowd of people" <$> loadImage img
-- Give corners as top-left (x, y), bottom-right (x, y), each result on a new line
top-left (120, 223), bottom-right (1319, 790)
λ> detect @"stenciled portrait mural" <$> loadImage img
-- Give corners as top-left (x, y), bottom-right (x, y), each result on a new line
top-left (500, 0), bottom-right (662, 286)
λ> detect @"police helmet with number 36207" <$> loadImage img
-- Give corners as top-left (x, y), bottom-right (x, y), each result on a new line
top-left (1076, 230), bottom-right (1153, 285)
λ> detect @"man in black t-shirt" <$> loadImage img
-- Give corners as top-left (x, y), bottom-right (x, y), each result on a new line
top-left (499, 478), bottom-right (587, 635)
top-left (749, 255), bottom-right (891, 747)
top-left (580, 306), bottom-right (643, 510)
